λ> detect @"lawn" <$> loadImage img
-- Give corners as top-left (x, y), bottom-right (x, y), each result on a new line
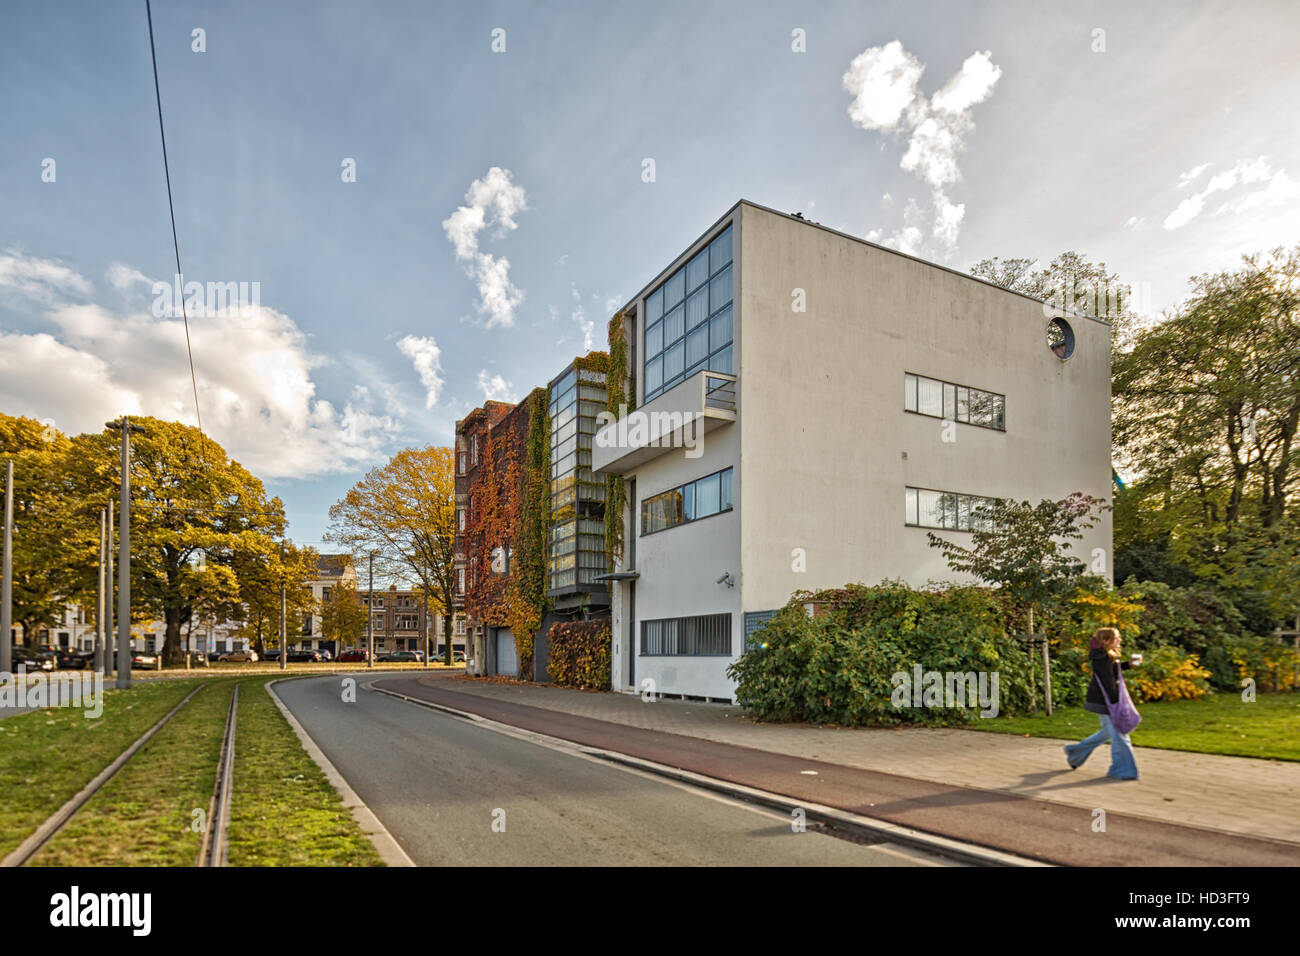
top-left (225, 679), bottom-right (383, 866)
top-left (32, 680), bottom-right (234, 866)
top-left (969, 691), bottom-right (1300, 761)
top-left (3, 674), bottom-right (384, 866)
top-left (0, 676), bottom-right (205, 860)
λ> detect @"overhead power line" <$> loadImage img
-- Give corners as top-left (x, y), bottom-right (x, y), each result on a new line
top-left (145, 0), bottom-right (205, 448)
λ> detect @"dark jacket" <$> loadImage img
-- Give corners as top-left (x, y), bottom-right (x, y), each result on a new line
top-left (1084, 647), bottom-right (1133, 715)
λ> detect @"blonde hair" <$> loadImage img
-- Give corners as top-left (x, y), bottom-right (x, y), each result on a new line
top-left (1094, 627), bottom-right (1121, 660)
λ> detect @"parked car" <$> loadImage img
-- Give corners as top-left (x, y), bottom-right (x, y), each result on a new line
top-left (10, 646), bottom-right (55, 672)
top-left (287, 649), bottom-right (321, 663)
top-left (317, 649), bottom-right (333, 662)
top-left (337, 648), bottom-right (369, 662)
top-left (56, 649), bottom-right (93, 670)
top-left (453, 650), bottom-right (466, 663)
top-left (218, 650), bottom-right (258, 663)
top-left (132, 652), bottom-right (160, 668)
top-left (378, 650), bottom-right (415, 663)
top-left (207, 652), bottom-right (223, 662)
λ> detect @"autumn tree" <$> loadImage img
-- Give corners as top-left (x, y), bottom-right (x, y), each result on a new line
top-left (63, 417), bottom-right (299, 664)
top-left (319, 577), bottom-right (367, 650)
top-left (229, 541), bottom-right (316, 658)
top-left (327, 446), bottom-right (458, 663)
top-left (0, 413), bottom-right (95, 646)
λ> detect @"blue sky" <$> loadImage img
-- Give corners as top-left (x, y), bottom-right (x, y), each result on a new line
top-left (2, 0), bottom-right (1298, 549)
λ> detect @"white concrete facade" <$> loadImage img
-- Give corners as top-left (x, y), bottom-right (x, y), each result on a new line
top-left (596, 200), bottom-right (1113, 702)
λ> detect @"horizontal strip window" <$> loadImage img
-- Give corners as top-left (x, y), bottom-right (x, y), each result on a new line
top-left (640, 467), bottom-right (733, 536)
top-left (641, 613), bottom-right (732, 656)
top-left (905, 486), bottom-right (998, 532)
top-left (904, 373), bottom-right (1005, 430)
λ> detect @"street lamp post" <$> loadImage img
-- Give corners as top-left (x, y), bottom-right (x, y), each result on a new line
top-left (1, 460), bottom-right (12, 677)
top-left (279, 541), bottom-right (287, 671)
top-left (107, 417), bottom-right (144, 689)
top-left (105, 502), bottom-right (114, 677)
top-left (94, 508), bottom-right (106, 673)
top-left (367, 553), bottom-right (374, 669)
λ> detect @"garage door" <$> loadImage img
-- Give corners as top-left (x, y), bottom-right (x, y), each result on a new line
top-left (495, 629), bottom-right (518, 677)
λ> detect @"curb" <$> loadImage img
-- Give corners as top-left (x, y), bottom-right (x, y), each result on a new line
top-left (266, 678), bottom-right (414, 868)
top-left (366, 680), bottom-right (1046, 868)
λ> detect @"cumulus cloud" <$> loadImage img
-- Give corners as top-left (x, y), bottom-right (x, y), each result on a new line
top-left (396, 334), bottom-right (444, 409)
top-left (843, 43), bottom-right (1001, 252)
top-left (0, 258), bottom-right (399, 479)
top-left (0, 250), bottom-right (93, 303)
top-left (476, 369), bottom-right (516, 402)
top-left (1163, 156), bottom-right (1280, 230)
top-left (105, 262), bottom-right (153, 292)
top-left (442, 167), bottom-right (528, 328)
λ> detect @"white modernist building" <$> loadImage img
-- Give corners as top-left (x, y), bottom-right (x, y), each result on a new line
top-left (593, 200), bottom-right (1113, 702)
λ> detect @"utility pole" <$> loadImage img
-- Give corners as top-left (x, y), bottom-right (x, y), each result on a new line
top-left (422, 577), bottom-right (430, 668)
top-left (105, 502), bottom-right (114, 677)
top-left (367, 553), bottom-right (374, 669)
top-left (279, 541), bottom-right (287, 671)
top-left (94, 508), bottom-right (106, 673)
top-left (107, 418), bottom-right (144, 689)
top-left (1, 460), bottom-right (12, 676)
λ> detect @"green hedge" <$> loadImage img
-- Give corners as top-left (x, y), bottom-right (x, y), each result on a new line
top-left (728, 582), bottom-right (1033, 725)
top-left (547, 619), bottom-right (612, 690)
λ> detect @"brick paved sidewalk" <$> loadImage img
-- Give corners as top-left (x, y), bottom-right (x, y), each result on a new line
top-left (418, 674), bottom-right (1300, 848)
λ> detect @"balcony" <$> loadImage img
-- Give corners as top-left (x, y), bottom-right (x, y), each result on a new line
top-left (592, 370), bottom-right (736, 476)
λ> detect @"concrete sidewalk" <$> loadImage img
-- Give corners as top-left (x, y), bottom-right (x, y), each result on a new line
top-left (418, 674), bottom-right (1300, 849)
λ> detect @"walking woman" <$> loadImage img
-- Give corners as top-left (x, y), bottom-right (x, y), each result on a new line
top-left (1064, 627), bottom-right (1142, 780)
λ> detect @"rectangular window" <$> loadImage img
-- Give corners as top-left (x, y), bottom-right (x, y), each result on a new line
top-left (905, 486), bottom-right (998, 532)
top-left (641, 613), bottom-right (731, 656)
top-left (643, 224), bottom-right (734, 402)
top-left (640, 468), bottom-right (734, 535)
top-left (903, 372), bottom-right (1005, 432)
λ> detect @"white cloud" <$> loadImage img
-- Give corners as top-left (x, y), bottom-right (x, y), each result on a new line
top-left (843, 41), bottom-right (924, 131)
top-left (0, 262), bottom-right (399, 479)
top-left (105, 263), bottom-right (153, 292)
top-left (1177, 163), bottom-right (1210, 188)
top-left (1163, 156), bottom-right (1277, 230)
top-left (396, 334), bottom-right (444, 409)
top-left (843, 43), bottom-right (1001, 252)
top-left (0, 250), bottom-right (93, 303)
top-left (476, 369), bottom-right (516, 402)
top-left (442, 167), bottom-right (528, 328)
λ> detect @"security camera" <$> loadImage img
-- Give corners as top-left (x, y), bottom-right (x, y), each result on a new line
top-left (716, 572), bottom-right (734, 587)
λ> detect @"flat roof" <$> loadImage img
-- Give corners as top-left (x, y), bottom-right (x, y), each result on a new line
top-left (618, 198), bottom-right (1108, 326)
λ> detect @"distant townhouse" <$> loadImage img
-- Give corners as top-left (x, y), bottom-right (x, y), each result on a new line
top-left (593, 200), bottom-right (1113, 702)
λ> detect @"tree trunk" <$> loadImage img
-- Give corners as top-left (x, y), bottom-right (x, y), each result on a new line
top-left (163, 607), bottom-right (185, 666)
top-left (443, 611), bottom-right (453, 665)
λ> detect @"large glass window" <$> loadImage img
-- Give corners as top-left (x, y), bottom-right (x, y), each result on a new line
top-left (640, 468), bottom-right (734, 535)
top-left (903, 373), bottom-right (1005, 431)
top-left (905, 486), bottom-right (998, 532)
top-left (548, 363), bottom-right (610, 593)
top-left (643, 225), bottom-right (733, 402)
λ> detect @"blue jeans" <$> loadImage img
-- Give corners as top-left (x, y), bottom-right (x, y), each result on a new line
top-left (1064, 714), bottom-right (1139, 780)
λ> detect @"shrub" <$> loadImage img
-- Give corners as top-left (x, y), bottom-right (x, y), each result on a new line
top-left (728, 582), bottom-right (1033, 725)
top-left (1206, 633), bottom-right (1300, 693)
top-left (1128, 646), bottom-right (1212, 702)
top-left (547, 619), bottom-right (611, 690)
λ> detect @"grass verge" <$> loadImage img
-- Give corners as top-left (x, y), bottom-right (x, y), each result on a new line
top-left (225, 678), bottom-right (383, 866)
top-left (32, 681), bottom-right (234, 866)
top-left (968, 691), bottom-right (1300, 761)
top-left (0, 677), bottom-right (206, 859)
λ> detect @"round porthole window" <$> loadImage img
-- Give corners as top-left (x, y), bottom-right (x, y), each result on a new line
top-left (1047, 318), bottom-right (1075, 360)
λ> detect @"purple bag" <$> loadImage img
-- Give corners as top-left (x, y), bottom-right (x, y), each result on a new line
top-left (1094, 669), bottom-right (1142, 735)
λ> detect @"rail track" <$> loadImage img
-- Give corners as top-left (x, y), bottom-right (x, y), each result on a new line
top-left (1, 679), bottom-right (242, 868)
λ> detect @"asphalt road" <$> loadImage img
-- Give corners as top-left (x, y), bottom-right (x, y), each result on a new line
top-left (275, 673), bottom-right (949, 866)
